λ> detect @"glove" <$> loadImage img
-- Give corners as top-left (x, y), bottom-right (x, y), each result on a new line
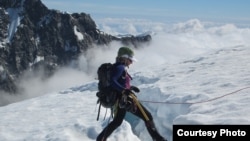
top-left (130, 86), bottom-right (140, 93)
top-left (122, 89), bottom-right (132, 96)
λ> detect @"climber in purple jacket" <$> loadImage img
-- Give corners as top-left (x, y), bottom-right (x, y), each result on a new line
top-left (97, 47), bottom-right (167, 141)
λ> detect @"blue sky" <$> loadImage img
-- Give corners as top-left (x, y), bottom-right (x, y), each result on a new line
top-left (41, 0), bottom-right (250, 23)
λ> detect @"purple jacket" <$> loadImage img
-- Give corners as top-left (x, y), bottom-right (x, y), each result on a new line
top-left (111, 62), bottom-right (131, 93)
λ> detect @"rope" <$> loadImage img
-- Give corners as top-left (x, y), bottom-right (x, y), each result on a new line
top-left (130, 93), bottom-right (150, 121)
top-left (139, 86), bottom-right (250, 105)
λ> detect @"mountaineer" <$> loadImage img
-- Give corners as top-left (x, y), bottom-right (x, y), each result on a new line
top-left (96, 47), bottom-right (167, 141)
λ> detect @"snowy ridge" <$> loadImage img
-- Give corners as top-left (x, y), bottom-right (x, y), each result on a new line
top-left (0, 44), bottom-right (250, 141)
top-left (115, 31), bottom-right (155, 39)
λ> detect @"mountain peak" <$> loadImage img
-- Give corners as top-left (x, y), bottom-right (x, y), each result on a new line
top-left (0, 0), bottom-right (151, 93)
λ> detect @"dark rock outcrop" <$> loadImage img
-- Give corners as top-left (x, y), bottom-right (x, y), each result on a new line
top-left (0, 0), bottom-right (151, 93)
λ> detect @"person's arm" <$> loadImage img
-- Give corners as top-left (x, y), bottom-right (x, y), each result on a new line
top-left (111, 65), bottom-right (125, 92)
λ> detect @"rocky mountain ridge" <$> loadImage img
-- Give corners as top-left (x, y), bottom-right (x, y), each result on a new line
top-left (0, 0), bottom-right (151, 93)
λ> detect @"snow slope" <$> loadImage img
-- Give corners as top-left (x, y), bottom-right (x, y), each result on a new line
top-left (0, 44), bottom-right (250, 141)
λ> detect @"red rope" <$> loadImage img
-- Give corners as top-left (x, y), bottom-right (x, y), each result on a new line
top-left (139, 86), bottom-right (250, 105)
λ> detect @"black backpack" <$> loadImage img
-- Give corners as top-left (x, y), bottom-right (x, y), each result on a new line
top-left (96, 63), bottom-right (118, 120)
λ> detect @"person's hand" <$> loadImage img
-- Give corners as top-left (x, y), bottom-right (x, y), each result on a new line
top-left (122, 89), bottom-right (132, 95)
top-left (130, 86), bottom-right (140, 93)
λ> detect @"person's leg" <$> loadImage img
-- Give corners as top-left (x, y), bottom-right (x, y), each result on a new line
top-left (132, 102), bottom-right (167, 141)
top-left (96, 107), bottom-right (126, 141)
